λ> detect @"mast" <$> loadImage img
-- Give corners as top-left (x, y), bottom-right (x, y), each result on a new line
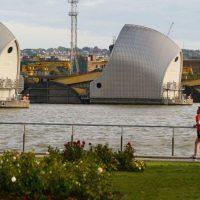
top-left (68, 0), bottom-right (79, 74)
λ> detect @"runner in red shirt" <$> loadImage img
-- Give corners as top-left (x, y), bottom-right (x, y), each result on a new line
top-left (193, 108), bottom-right (200, 160)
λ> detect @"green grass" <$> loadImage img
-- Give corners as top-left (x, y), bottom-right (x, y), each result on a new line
top-left (112, 162), bottom-right (200, 200)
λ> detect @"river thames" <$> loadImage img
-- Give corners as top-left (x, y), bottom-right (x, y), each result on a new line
top-left (0, 103), bottom-right (200, 157)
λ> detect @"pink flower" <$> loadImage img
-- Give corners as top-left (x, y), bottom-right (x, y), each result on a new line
top-left (22, 194), bottom-right (27, 200)
top-left (47, 194), bottom-right (53, 200)
top-left (108, 191), bottom-right (113, 199)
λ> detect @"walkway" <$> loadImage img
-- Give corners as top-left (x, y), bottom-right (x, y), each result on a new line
top-left (135, 155), bottom-right (200, 162)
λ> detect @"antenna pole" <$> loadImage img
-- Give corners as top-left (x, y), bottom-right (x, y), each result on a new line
top-left (167, 22), bottom-right (174, 37)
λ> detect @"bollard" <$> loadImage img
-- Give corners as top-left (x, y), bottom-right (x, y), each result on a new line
top-left (120, 126), bottom-right (123, 151)
top-left (172, 128), bottom-right (175, 156)
top-left (23, 125), bottom-right (26, 152)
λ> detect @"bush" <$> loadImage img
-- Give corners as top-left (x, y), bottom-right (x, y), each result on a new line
top-left (63, 140), bottom-right (85, 162)
top-left (88, 142), bottom-right (143, 173)
top-left (0, 151), bottom-right (44, 199)
top-left (0, 141), bottom-right (145, 199)
top-left (114, 142), bottom-right (134, 171)
top-left (91, 144), bottom-right (118, 171)
top-left (129, 160), bottom-right (146, 172)
top-left (0, 150), bottom-right (113, 200)
top-left (42, 152), bottom-right (112, 200)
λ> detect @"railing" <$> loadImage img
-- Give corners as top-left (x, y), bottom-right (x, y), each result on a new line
top-left (0, 122), bottom-right (195, 156)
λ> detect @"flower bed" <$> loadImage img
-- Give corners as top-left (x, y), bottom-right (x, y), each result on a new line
top-left (0, 141), bottom-right (145, 200)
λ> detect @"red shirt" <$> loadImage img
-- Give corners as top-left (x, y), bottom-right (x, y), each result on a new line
top-left (196, 114), bottom-right (200, 131)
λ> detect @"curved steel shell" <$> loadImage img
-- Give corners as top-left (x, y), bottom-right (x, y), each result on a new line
top-left (0, 22), bottom-right (20, 78)
top-left (0, 22), bottom-right (20, 101)
top-left (0, 23), bottom-right (16, 52)
top-left (90, 24), bottom-right (182, 103)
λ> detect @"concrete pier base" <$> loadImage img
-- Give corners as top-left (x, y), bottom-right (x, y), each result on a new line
top-left (0, 100), bottom-right (30, 108)
top-left (163, 98), bottom-right (193, 105)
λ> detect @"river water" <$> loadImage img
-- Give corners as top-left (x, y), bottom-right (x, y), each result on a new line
top-left (0, 103), bottom-right (199, 157)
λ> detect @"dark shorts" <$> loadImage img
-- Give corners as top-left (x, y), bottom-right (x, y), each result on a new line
top-left (197, 131), bottom-right (200, 138)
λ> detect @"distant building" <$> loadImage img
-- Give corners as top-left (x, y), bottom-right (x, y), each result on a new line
top-left (90, 24), bottom-right (183, 104)
top-left (87, 55), bottom-right (108, 72)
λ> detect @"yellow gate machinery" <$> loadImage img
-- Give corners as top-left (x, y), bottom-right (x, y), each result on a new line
top-left (22, 61), bottom-right (71, 77)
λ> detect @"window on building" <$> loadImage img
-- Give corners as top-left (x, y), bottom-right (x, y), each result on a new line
top-left (175, 57), bottom-right (179, 62)
top-left (8, 47), bottom-right (13, 54)
top-left (97, 83), bottom-right (102, 88)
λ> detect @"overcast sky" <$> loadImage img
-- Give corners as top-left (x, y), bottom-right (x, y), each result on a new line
top-left (0, 0), bottom-right (200, 49)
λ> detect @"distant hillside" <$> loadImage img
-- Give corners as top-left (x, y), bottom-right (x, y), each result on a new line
top-left (183, 49), bottom-right (200, 59)
top-left (21, 46), bottom-right (110, 58)
top-left (21, 47), bottom-right (200, 60)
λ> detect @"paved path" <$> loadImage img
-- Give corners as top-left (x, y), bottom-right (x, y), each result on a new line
top-left (135, 155), bottom-right (200, 162)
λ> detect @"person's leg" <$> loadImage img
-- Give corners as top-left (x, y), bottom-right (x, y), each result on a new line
top-left (194, 136), bottom-right (200, 157)
top-left (194, 131), bottom-right (200, 158)
top-left (194, 138), bottom-right (199, 157)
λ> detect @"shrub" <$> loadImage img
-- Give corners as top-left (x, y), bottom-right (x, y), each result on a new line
top-left (114, 142), bottom-right (134, 171)
top-left (17, 152), bottom-right (44, 198)
top-left (42, 152), bottom-right (109, 199)
top-left (0, 151), bottom-right (44, 199)
top-left (67, 159), bottom-right (111, 200)
top-left (63, 140), bottom-right (85, 162)
top-left (47, 146), bottom-right (63, 161)
top-left (0, 141), bottom-right (145, 199)
top-left (40, 157), bottom-right (70, 199)
top-left (92, 144), bottom-right (118, 171)
top-left (129, 160), bottom-right (146, 172)
top-left (0, 150), bottom-right (113, 200)
top-left (0, 151), bottom-right (19, 194)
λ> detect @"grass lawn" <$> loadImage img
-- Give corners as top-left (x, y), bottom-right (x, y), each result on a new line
top-left (112, 161), bottom-right (200, 200)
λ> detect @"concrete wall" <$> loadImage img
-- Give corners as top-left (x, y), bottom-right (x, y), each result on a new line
top-left (162, 52), bottom-right (183, 99)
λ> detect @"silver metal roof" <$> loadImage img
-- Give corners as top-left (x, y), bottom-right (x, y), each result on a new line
top-left (0, 22), bottom-right (16, 53)
top-left (90, 24), bottom-right (182, 102)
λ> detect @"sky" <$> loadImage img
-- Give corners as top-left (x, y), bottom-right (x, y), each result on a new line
top-left (0, 0), bottom-right (200, 49)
